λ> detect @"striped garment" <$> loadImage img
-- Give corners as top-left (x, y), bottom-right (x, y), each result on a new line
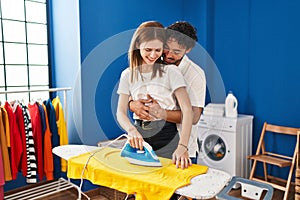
top-left (21, 103), bottom-right (37, 183)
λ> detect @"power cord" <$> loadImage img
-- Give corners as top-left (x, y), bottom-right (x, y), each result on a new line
top-left (78, 133), bottom-right (128, 199)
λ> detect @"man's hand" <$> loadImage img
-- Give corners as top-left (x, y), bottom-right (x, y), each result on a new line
top-left (148, 96), bottom-right (167, 120)
top-left (129, 97), bottom-right (152, 120)
top-left (129, 94), bottom-right (166, 120)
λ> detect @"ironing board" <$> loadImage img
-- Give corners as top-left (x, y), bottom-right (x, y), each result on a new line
top-left (53, 144), bottom-right (231, 199)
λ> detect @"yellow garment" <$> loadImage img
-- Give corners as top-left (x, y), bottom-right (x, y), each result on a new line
top-left (67, 147), bottom-right (208, 200)
top-left (1, 107), bottom-right (10, 147)
top-left (0, 108), bottom-right (12, 181)
top-left (52, 97), bottom-right (68, 172)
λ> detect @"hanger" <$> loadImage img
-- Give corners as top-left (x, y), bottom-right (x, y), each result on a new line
top-left (29, 98), bottom-right (36, 105)
top-left (37, 97), bottom-right (43, 104)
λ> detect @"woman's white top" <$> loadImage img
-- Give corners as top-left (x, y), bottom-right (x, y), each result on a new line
top-left (117, 64), bottom-right (186, 119)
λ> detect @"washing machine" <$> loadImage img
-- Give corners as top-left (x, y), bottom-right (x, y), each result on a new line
top-left (197, 114), bottom-right (253, 179)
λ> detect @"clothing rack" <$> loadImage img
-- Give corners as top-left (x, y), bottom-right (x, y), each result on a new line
top-left (0, 87), bottom-right (72, 121)
top-left (1, 87), bottom-right (79, 199)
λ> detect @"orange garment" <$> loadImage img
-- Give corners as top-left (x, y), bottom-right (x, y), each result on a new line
top-left (0, 147), bottom-right (5, 199)
top-left (67, 147), bottom-right (208, 200)
top-left (1, 107), bottom-right (10, 147)
top-left (0, 108), bottom-right (12, 181)
top-left (42, 104), bottom-right (54, 180)
top-left (52, 97), bottom-right (68, 172)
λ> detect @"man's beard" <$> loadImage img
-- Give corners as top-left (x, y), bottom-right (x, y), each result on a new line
top-left (163, 56), bottom-right (183, 66)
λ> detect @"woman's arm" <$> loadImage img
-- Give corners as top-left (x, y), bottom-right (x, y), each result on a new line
top-left (116, 94), bottom-right (144, 150)
top-left (172, 87), bottom-right (193, 169)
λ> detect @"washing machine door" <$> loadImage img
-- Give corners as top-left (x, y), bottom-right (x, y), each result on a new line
top-left (197, 129), bottom-right (230, 167)
top-left (203, 134), bottom-right (226, 161)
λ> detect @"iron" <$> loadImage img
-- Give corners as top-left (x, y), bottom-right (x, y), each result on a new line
top-left (120, 140), bottom-right (162, 167)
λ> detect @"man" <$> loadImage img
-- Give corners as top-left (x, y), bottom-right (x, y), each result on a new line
top-left (129, 21), bottom-right (206, 163)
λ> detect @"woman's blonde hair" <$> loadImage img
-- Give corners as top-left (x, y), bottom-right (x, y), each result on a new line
top-left (128, 21), bottom-right (166, 82)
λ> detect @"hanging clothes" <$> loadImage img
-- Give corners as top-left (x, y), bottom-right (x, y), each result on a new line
top-left (11, 102), bottom-right (27, 178)
top-left (20, 103), bottom-right (37, 183)
top-left (37, 102), bottom-right (46, 144)
top-left (28, 102), bottom-right (44, 181)
top-left (41, 104), bottom-right (54, 181)
top-left (0, 107), bottom-right (12, 181)
top-left (44, 99), bottom-right (60, 179)
top-left (1, 107), bottom-right (10, 148)
top-left (4, 102), bottom-right (23, 180)
top-left (0, 147), bottom-right (5, 200)
top-left (52, 96), bottom-right (69, 172)
top-left (0, 87), bottom-right (71, 184)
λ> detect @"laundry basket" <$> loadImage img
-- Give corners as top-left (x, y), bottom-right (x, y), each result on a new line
top-left (296, 131), bottom-right (300, 199)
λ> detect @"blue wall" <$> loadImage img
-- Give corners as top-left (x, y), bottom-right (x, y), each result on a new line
top-left (77, 0), bottom-right (213, 145)
top-left (76, 0), bottom-right (299, 143)
top-left (212, 0), bottom-right (300, 148)
top-left (212, 0), bottom-right (300, 177)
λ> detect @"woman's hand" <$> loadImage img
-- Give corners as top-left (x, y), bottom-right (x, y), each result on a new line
top-left (127, 128), bottom-right (144, 150)
top-left (172, 145), bottom-right (192, 169)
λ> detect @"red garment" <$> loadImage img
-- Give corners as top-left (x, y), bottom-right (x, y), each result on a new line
top-left (4, 102), bottom-right (23, 180)
top-left (14, 104), bottom-right (27, 177)
top-left (28, 103), bottom-right (44, 180)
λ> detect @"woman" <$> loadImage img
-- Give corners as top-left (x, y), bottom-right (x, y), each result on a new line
top-left (117, 21), bottom-right (193, 169)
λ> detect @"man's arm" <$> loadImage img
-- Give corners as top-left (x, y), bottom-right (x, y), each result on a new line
top-left (129, 95), bottom-right (203, 124)
top-left (152, 106), bottom-right (202, 125)
top-left (128, 95), bottom-right (154, 120)
top-left (157, 106), bottom-right (202, 125)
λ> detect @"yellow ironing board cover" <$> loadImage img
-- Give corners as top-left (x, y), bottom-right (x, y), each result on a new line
top-left (67, 147), bottom-right (208, 200)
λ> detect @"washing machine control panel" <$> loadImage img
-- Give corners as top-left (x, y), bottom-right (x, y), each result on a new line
top-left (198, 115), bottom-right (237, 132)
